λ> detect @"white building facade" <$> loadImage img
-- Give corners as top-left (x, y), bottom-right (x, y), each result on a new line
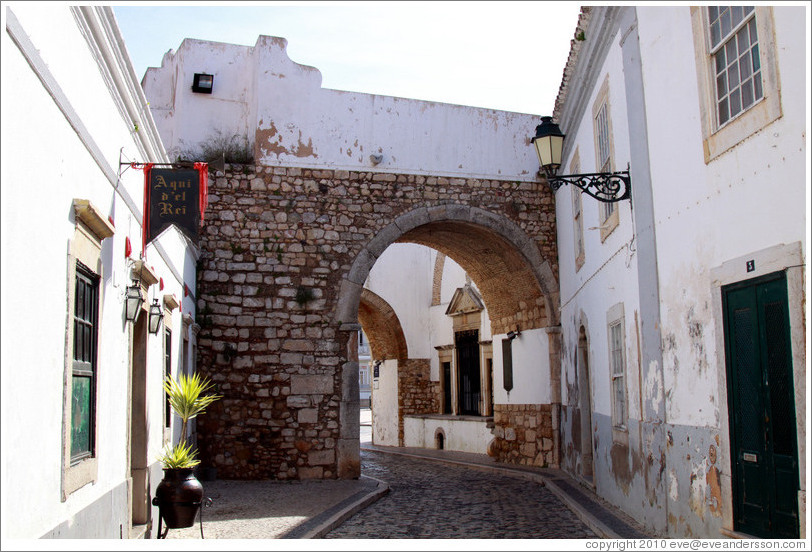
top-left (2, 5), bottom-right (201, 539)
top-left (553, 6), bottom-right (807, 539)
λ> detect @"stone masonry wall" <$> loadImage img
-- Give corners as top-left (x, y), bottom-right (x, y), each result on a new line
top-left (492, 404), bottom-right (556, 468)
top-left (195, 163), bottom-right (557, 479)
top-left (397, 359), bottom-right (439, 446)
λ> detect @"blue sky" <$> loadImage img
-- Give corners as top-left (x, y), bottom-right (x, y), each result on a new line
top-left (113, 1), bottom-right (582, 116)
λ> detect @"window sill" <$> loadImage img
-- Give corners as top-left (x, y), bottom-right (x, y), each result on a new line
top-left (73, 198), bottom-right (114, 241)
top-left (63, 456), bottom-right (97, 501)
top-left (600, 209), bottom-right (620, 242)
top-left (612, 426), bottom-right (629, 446)
top-left (575, 252), bottom-right (585, 272)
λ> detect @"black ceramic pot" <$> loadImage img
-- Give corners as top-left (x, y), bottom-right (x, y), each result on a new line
top-left (155, 468), bottom-right (204, 528)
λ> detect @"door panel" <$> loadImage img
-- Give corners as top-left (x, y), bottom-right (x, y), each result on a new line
top-left (760, 279), bottom-right (799, 538)
top-left (723, 273), bottom-right (798, 538)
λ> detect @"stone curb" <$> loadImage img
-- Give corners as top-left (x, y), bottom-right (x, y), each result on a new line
top-left (361, 445), bottom-right (625, 539)
top-left (284, 475), bottom-right (390, 539)
top-left (542, 478), bottom-right (621, 539)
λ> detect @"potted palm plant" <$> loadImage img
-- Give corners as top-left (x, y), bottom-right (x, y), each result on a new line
top-left (153, 372), bottom-right (221, 531)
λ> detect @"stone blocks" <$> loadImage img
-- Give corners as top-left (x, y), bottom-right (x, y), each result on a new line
top-left (195, 163), bottom-right (557, 480)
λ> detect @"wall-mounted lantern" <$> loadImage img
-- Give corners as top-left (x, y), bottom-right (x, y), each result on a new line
top-left (531, 116), bottom-right (631, 203)
top-left (148, 299), bottom-right (164, 334)
top-left (125, 280), bottom-right (144, 322)
top-left (192, 73), bottom-right (214, 94)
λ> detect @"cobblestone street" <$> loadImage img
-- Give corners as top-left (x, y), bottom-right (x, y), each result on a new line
top-left (325, 449), bottom-right (596, 539)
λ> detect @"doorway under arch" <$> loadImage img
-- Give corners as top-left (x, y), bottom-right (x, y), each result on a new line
top-left (578, 324), bottom-right (595, 484)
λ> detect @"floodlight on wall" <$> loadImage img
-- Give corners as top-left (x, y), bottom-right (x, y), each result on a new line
top-left (192, 73), bottom-right (214, 94)
top-left (125, 280), bottom-right (144, 322)
top-left (531, 116), bottom-right (631, 203)
top-left (506, 329), bottom-right (521, 341)
top-left (148, 299), bottom-right (164, 334)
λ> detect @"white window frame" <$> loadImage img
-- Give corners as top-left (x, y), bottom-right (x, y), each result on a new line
top-left (62, 199), bottom-right (113, 500)
top-left (708, 7), bottom-right (762, 128)
top-left (592, 76), bottom-right (619, 240)
top-left (570, 149), bottom-right (585, 272)
top-left (607, 303), bottom-right (627, 435)
top-left (690, 6), bottom-right (782, 163)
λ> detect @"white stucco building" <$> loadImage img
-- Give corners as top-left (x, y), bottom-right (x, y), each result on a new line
top-left (2, 5), bottom-right (202, 539)
top-left (552, 6), bottom-right (807, 539)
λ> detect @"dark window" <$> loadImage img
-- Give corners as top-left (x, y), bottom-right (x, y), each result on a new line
top-left (456, 330), bottom-right (481, 416)
top-left (502, 338), bottom-right (514, 392)
top-left (442, 362), bottom-right (452, 414)
top-left (71, 262), bottom-right (99, 464)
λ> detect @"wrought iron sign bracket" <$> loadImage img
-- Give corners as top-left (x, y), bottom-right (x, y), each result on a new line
top-left (547, 170), bottom-right (632, 203)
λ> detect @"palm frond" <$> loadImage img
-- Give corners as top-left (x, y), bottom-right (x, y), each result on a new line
top-left (163, 372), bottom-right (222, 423)
top-left (157, 441), bottom-right (201, 469)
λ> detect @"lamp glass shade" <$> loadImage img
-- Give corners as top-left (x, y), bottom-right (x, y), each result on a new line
top-left (533, 135), bottom-right (564, 170)
top-left (148, 299), bottom-right (163, 334)
top-left (531, 116), bottom-right (565, 174)
top-left (125, 282), bottom-right (144, 322)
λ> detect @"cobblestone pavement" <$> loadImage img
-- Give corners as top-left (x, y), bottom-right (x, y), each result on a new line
top-left (325, 449), bottom-right (596, 539)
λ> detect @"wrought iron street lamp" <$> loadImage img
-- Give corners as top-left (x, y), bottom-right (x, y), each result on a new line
top-left (148, 299), bottom-right (164, 334)
top-left (125, 280), bottom-right (144, 322)
top-left (531, 116), bottom-right (631, 203)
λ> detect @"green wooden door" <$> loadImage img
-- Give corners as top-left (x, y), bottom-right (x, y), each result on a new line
top-left (723, 272), bottom-right (799, 538)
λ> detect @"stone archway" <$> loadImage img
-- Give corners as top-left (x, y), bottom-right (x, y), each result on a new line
top-left (334, 204), bottom-right (561, 473)
top-left (335, 204), bottom-right (560, 332)
top-left (195, 165), bottom-right (559, 480)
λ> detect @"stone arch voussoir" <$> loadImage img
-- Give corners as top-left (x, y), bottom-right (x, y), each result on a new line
top-left (335, 204), bottom-right (560, 333)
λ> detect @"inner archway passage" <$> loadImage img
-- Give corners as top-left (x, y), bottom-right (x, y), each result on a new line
top-left (358, 288), bottom-right (408, 360)
top-left (398, 220), bottom-right (549, 335)
top-left (337, 205), bottom-right (559, 337)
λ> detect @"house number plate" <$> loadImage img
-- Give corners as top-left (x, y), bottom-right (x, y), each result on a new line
top-left (743, 452), bottom-right (758, 463)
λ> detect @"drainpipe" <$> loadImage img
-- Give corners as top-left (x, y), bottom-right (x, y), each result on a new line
top-left (619, 7), bottom-right (668, 535)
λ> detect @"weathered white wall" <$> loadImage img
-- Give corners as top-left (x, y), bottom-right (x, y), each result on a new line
top-left (492, 328), bottom-right (553, 405)
top-left (555, 16), bottom-right (641, 421)
top-left (1, 5), bottom-right (196, 538)
top-left (142, 36), bottom-right (542, 181)
top-left (371, 359), bottom-right (399, 446)
top-left (553, 5), bottom-right (807, 538)
top-left (636, 6), bottom-right (808, 537)
top-left (404, 415), bottom-right (493, 454)
top-left (637, 5), bottom-right (808, 428)
top-left (365, 243), bottom-right (434, 359)
top-left (142, 38), bottom-right (256, 160)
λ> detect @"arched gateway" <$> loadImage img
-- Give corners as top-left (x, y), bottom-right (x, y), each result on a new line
top-left (195, 164), bottom-right (559, 480)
